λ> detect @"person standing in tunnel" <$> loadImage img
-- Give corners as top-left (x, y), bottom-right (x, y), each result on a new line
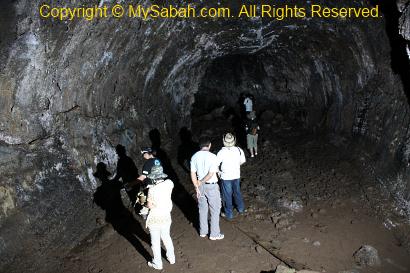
top-left (136, 147), bottom-right (162, 218)
top-left (190, 137), bottom-right (224, 240)
top-left (145, 165), bottom-right (175, 270)
top-left (138, 147), bottom-right (162, 181)
top-left (217, 133), bottom-right (246, 220)
top-left (243, 94), bottom-right (253, 115)
top-left (245, 111), bottom-right (260, 157)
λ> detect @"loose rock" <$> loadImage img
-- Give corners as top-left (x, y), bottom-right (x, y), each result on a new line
top-left (275, 264), bottom-right (296, 273)
top-left (353, 245), bottom-right (381, 267)
top-left (311, 212), bottom-right (319, 219)
top-left (255, 245), bottom-right (264, 253)
top-left (312, 241), bottom-right (321, 247)
top-left (275, 218), bottom-right (289, 229)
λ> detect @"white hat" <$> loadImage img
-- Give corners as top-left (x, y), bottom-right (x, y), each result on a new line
top-left (223, 133), bottom-right (236, 147)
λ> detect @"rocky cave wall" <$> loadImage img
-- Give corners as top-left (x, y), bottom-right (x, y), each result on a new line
top-left (0, 0), bottom-right (410, 272)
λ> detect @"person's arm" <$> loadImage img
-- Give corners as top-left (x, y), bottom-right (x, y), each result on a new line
top-left (216, 151), bottom-right (223, 177)
top-left (191, 170), bottom-right (215, 199)
top-left (190, 171), bottom-right (201, 199)
top-left (200, 171), bottom-right (215, 184)
top-left (190, 171), bottom-right (200, 187)
top-left (137, 174), bottom-right (146, 182)
top-left (239, 148), bottom-right (246, 165)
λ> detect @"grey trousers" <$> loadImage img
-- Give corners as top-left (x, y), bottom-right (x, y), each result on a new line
top-left (198, 183), bottom-right (222, 237)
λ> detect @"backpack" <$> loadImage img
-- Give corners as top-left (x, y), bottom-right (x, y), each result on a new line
top-left (248, 120), bottom-right (258, 135)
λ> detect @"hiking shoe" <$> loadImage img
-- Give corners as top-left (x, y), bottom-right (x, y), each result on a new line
top-left (221, 212), bottom-right (233, 221)
top-left (238, 209), bottom-right (248, 215)
top-left (147, 261), bottom-right (163, 270)
top-left (209, 233), bottom-right (224, 240)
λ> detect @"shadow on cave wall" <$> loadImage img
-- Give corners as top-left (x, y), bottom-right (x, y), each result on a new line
top-left (113, 144), bottom-right (140, 206)
top-left (149, 128), bottom-right (199, 230)
top-left (177, 127), bottom-right (198, 173)
top-left (93, 162), bottom-right (151, 260)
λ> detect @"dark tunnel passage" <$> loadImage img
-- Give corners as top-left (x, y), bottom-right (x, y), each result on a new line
top-left (1, 0), bottom-right (410, 272)
top-left (189, 30), bottom-right (391, 200)
top-left (188, 23), bottom-right (410, 271)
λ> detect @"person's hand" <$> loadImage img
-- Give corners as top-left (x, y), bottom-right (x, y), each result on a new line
top-left (195, 186), bottom-right (201, 199)
top-left (147, 201), bottom-right (153, 209)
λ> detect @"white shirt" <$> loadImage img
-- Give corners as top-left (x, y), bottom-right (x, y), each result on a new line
top-left (190, 150), bottom-right (219, 183)
top-left (146, 179), bottom-right (174, 228)
top-left (216, 146), bottom-right (246, 180)
top-left (244, 97), bottom-right (253, 112)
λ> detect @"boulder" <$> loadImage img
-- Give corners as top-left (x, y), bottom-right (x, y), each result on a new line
top-left (353, 245), bottom-right (381, 267)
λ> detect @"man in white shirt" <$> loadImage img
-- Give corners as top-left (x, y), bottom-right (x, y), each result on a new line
top-left (217, 133), bottom-right (246, 220)
top-left (146, 165), bottom-right (175, 270)
top-left (243, 95), bottom-right (253, 114)
top-left (190, 137), bottom-right (224, 240)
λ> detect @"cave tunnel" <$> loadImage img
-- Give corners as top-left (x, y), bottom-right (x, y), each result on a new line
top-left (1, 0), bottom-right (410, 273)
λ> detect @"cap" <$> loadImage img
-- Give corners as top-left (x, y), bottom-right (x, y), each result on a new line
top-left (141, 147), bottom-right (153, 155)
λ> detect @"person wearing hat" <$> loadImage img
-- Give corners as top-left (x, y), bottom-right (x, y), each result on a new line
top-left (136, 147), bottom-right (162, 218)
top-left (145, 165), bottom-right (175, 270)
top-left (217, 133), bottom-right (246, 220)
top-left (138, 147), bottom-right (162, 182)
top-left (245, 111), bottom-right (260, 157)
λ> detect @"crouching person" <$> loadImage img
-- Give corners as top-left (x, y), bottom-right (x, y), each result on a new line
top-left (146, 165), bottom-right (175, 270)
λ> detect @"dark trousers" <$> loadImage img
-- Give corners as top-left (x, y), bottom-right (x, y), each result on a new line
top-left (221, 178), bottom-right (245, 219)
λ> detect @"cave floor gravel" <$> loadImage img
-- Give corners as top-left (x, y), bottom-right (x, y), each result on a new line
top-left (59, 115), bottom-right (410, 273)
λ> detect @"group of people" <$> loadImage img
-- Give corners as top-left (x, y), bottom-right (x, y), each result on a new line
top-left (141, 133), bottom-right (250, 270)
top-left (190, 134), bottom-right (247, 242)
top-left (94, 94), bottom-right (260, 270)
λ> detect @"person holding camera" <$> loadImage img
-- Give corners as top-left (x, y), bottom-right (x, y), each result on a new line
top-left (145, 165), bottom-right (175, 270)
top-left (136, 147), bottom-right (162, 218)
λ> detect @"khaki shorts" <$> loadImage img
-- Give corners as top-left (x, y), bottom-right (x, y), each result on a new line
top-left (247, 134), bottom-right (258, 149)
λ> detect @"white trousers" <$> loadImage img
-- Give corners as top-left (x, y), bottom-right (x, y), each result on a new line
top-left (149, 223), bottom-right (175, 267)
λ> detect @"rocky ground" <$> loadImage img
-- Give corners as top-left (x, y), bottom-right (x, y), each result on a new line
top-left (58, 110), bottom-right (410, 273)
